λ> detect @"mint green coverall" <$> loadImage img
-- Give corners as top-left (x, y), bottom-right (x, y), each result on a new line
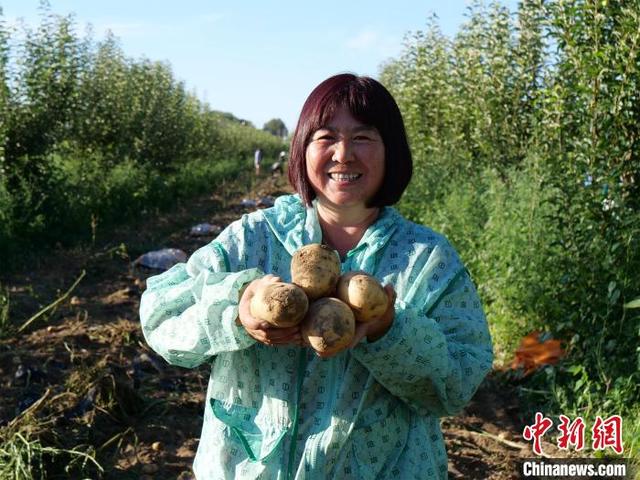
top-left (139, 194), bottom-right (493, 479)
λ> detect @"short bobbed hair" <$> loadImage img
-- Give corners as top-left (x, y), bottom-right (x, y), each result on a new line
top-left (288, 73), bottom-right (412, 207)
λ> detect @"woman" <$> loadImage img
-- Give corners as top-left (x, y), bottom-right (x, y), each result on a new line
top-left (140, 73), bottom-right (493, 479)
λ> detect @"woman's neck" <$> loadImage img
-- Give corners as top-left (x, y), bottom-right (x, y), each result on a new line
top-left (316, 202), bottom-right (380, 258)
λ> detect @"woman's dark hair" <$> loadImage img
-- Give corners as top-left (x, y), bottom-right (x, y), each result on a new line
top-left (288, 73), bottom-right (412, 207)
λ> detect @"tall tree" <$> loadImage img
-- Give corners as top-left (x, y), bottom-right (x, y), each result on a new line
top-left (263, 118), bottom-right (288, 138)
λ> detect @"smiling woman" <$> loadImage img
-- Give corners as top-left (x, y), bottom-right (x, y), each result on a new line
top-left (140, 73), bottom-right (493, 480)
top-left (288, 74), bottom-right (413, 257)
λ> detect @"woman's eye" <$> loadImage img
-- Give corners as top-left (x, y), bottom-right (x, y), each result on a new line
top-left (316, 134), bottom-right (334, 141)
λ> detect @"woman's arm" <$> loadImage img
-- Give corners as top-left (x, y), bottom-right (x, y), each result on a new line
top-left (351, 244), bottom-right (493, 417)
top-left (139, 220), bottom-right (263, 368)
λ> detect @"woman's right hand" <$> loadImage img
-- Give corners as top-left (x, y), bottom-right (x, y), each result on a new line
top-left (238, 274), bottom-right (303, 346)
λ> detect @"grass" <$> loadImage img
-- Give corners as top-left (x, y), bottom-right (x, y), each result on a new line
top-left (0, 430), bottom-right (103, 480)
top-left (0, 388), bottom-right (103, 479)
top-left (0, 285), bottom-right (9, 338)
top-left (0, 154), bottom-right (255, 274)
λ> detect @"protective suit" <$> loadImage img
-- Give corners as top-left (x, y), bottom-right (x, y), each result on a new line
top-left (140, 194), bottom-right (493, 479)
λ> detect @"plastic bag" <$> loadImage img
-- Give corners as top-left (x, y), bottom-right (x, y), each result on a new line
top-left (189, 223), bottom-right (222, 237)
top-left (257, 196), bottom-right (275, 207)
top-left (133, 248), bottom-right (187, 271)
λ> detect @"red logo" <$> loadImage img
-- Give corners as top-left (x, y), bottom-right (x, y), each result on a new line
top-left (523, 412), bottom-right (554, 455)
top-left (557, 415), bottom-right (585, 451)
top-left (592, 415), bottom-right (623, 454)
top-left (523, 413), bottom-right (624, 455)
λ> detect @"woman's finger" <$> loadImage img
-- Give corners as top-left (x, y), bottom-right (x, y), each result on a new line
top-left (263, 326), bottom-right (302, 343)
top-left (348, 322), bottom-right (369, 349)
top-left (264, 325), bottom-right (299, 337)
top-left (246, 324), bottom-right (303, 345)
top-left (261, 274), bottom-right (283, 284)
top-left (384, 284), bottom-right (396, 305)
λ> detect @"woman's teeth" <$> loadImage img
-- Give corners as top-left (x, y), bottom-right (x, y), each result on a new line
top-left (329, 173), bottom-right (362, 182)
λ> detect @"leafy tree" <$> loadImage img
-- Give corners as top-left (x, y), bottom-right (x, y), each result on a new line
top-left (0, 5), bottom-right (9, 164)
top-left (0, 6), bottom-right (12, 248)
top-left (381, 0), bottom-right (640, 453)
top-left (7, 7), bottom-right (83, 160)
top-left (214, 110), bottom-right (254, 128)
top-left (0, 2), bottom-right (285, 261)
top-left (263, 118), bottom-right (288, 138)
top-left (71, 33), bottom-right (130, 163)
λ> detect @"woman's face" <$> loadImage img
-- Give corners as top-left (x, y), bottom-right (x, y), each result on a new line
top-left (305, 106), bottom-right (385, 211)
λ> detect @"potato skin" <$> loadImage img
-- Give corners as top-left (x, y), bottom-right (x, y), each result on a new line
top-left (249, 282), bottom-right (309, 327)
top-left (301, 297), bottom-right (355, 355)
top-left (291, 244), bottom-right (341, 300)
top-left (336, 271), bottom-right (389, 323)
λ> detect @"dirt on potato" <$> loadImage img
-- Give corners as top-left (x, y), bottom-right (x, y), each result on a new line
top-left (301, 297), bottom-right (355, 355)
top-left (0, 173), bottom-right (559, 479)
top-left (250, 282), bottom-right (308, 327)
top-left (291, 244), bottom-right (341, 300)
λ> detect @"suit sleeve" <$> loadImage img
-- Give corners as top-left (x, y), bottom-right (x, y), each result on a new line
top-left (139, 218), bottom-right (263, 368)
top-left (351, 242), bottom-right (493, 417)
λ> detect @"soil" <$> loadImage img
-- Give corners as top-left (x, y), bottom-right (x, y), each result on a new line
top-left (0, 173), bottom-right (563, 479)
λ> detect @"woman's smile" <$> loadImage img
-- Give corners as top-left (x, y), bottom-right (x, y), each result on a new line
top-left (327, 172), bottom-right (363, 183)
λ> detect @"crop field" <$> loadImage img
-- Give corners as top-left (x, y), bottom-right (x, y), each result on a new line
top-left (1, 1), bottom-right (638, 478)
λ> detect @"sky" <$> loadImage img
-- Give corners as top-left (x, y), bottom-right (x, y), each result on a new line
top-left (1, 1), bottom-right (518, 132)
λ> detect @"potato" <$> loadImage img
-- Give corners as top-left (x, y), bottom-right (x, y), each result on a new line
top-left (301, 297), bottom-right (355, 355)
top-left (249, 282), bottom-right (309, 327)
top-left (291, 243), bottom-right (341, 300)
top-left (336, 271), bottom-right (389, 323)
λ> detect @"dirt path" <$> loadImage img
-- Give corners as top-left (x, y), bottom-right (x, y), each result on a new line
top-left (0, 173), bottom-right (548, 479)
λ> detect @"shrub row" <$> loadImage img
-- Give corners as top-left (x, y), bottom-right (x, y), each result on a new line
top-left (382, 0), bottom-right (639, 456)
top-left (0, 5), bottom-right (285, 267)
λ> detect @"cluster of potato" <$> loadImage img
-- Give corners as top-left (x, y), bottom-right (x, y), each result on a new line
top-left (249, 244), bottom-right (389, 355)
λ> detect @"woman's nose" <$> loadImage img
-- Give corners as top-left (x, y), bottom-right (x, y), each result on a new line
top-left (331, 140), bottom-right (352, 163)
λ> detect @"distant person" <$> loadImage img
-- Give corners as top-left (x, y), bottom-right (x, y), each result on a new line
top-left (270, 161), bottom-right (283, 176)
top-left (254, 148), bottom-right (263, 175)
top-left (271, 151), bottom-right (287, 176)
top-left (140, 73), bottom-right (493, 479)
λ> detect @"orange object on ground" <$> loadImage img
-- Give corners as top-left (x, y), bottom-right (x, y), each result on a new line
top-left (510, 331), bottom-right (564, 376)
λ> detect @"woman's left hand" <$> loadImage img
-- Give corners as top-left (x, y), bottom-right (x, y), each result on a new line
top-left (350, 284), bottom-right (396, 346)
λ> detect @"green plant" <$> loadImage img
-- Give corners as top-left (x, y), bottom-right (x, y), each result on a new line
top-left (0, 386), bottom-right (103, 480)
top-left (0, 430), bottom-right (102, 480)
top-left (0, 2), bottom-right (285, 264)
top-left (383, 0), bottom-right (640, 461)
top-left (0, 284), bottom-right (9, 337)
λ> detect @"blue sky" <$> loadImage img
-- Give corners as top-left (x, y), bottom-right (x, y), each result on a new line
top-left (1, 1), bottom-right (518, 131)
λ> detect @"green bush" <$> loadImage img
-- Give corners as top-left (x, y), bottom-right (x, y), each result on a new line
top-left (384, 0), bottom-right (640, 458)
top-left (0, 5), bottom-right (285, 267)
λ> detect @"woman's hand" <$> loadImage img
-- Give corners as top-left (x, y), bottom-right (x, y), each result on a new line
top-left (350, 284), bottom-right (396, 346)
top-left (238, 274), bottom-right (303, 346)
